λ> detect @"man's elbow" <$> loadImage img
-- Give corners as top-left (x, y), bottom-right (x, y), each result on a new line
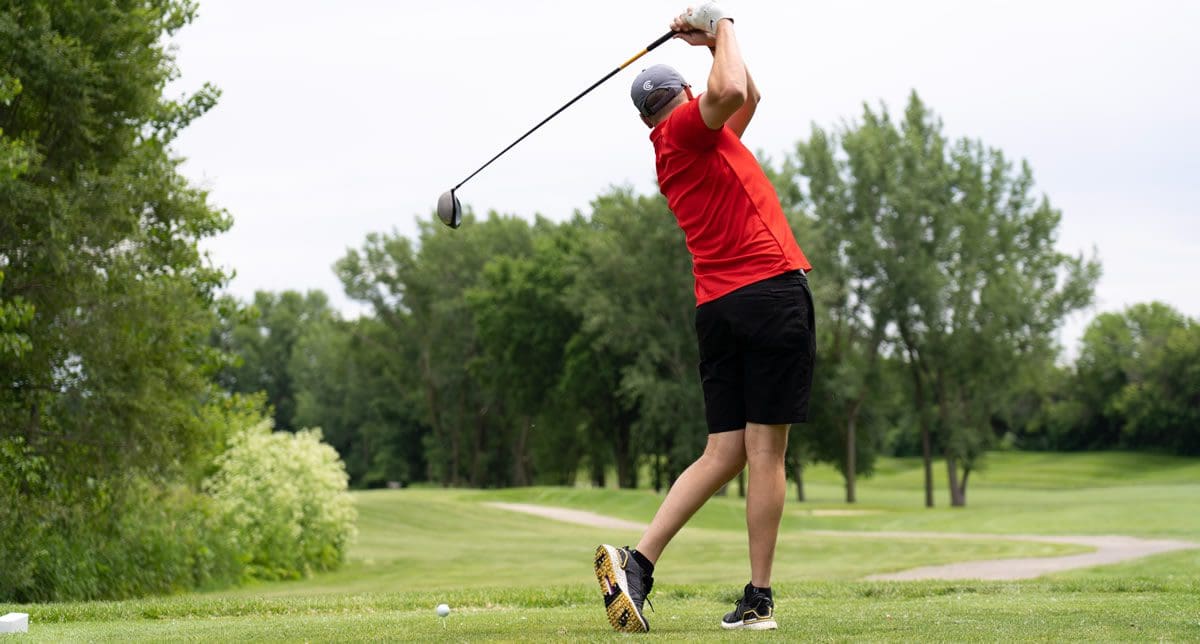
top-left (710, 81), bottom-right (747, 110)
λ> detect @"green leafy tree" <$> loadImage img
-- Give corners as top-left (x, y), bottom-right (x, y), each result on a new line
top-left (566, 189), bottom-right (704, 490)
top-left (1113, 321), bottom-right (1200, 455)
top-left (290, 314), bottom-right (428, 487)
top-left (556, 215), bottom-right (642, 489)
top-left (891, 95), bottom-right (1098, 505)
top-left (1, 0), bottom-right (229, 476)
top-left (0, 0), bottom-right (226, 476)
top-left (467, 220), bottom-right (589, 484)
top-left (789, 93), bottom-right (1098, 506)
top-left (1071, 303), bottom-right (1185, 446)
top-left (0, 75), bottom-right (32, 361)
top-left (337, 212), bottom-right (536, 486)
top-left (214, 290), bottom-right (336, 430)
top-left (784, 127), bottom-right (889, 503)
top-left (1063, 303), bottom-right (1199, 455)
top-left (0, 0), bottom-right (302, 601)
top-left (559, 326), bottom-right (641, 487)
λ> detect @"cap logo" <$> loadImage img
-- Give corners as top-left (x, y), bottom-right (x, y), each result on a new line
top-left (642, 80), bottom-right (654, 91)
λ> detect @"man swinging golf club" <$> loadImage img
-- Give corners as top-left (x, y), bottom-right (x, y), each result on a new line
top-left (593, 2), bottom-right (814, 633)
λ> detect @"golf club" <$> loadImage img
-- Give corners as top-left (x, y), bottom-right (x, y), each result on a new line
top-left (437, 30), bottom-right (677, 228)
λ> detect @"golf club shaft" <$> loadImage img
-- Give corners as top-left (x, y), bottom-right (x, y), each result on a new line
top-left (453, 30), bottom-right (676, 192)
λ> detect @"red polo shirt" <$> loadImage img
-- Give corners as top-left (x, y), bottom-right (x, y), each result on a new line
top-left (651, 97), bottom-right (810, 305)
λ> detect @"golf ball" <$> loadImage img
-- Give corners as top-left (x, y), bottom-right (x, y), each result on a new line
top-left (436, 603), bottom-right (450, 617)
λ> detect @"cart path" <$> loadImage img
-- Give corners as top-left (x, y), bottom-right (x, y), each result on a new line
top-left (486, 502), bottom-right (648, 531)
top-left (484, 502), bottom-right (1199, 581)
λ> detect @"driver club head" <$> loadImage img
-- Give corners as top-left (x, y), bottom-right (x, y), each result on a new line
top-left (437, 190), bottom-right (462, 229)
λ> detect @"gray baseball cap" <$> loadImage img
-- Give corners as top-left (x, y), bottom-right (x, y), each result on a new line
top-left (631, 64), bottom-right (689, 117)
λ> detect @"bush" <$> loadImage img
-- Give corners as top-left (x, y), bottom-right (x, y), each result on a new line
top-left (99, 480), bottom-right (244, 597)
top-left (1, 398), bottom-right (356, 601)
top-left (0, 436), bottom-right (49, 600)
top-left (0, 436), bottom-right (243, 602)
top-left (204, 422), bottom-right (357, 580)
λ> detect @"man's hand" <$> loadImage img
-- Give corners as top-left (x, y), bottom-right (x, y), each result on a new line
top-left (671, 25), bottom-right (716, 48)
top-left (683, 3), bottom-right (732, 35)
top-left (670, 4), bottom-right (726, 47)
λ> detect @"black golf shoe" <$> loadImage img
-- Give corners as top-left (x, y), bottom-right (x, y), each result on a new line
top-left (721, 582), bottom-right (777, 630)
top-left (593, 544), bottom-right (653, 633)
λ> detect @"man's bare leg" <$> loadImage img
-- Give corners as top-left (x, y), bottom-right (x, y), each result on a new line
top-left (634, 430), bottom-right (747, 563)
top-left (745, 422), bottom-right (789, 588)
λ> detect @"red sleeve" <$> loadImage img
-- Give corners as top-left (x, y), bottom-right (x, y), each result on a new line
top-left (662, 97), bottom-right (721, 152)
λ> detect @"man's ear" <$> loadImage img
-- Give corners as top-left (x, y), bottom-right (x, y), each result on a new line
top-left (641, 114), bottom-right (653, 129)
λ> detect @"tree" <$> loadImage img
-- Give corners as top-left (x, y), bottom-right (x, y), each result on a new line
top-left (546, 215), bottom-right (643, 488)
top-left (789, 93), bottom-right (1099, 506)
top-left (784, 127), bottom-right (888, 503)
top-left (214, 290), bottom-right (336, 431)
top-left (1114, 321), bottom-right (1200, 455)
top-left (1060, 303), bottom-right (1199, 455)
top-left (466, 220), bottom-right (586, 485)
top-left (290, 315), bottom-right (428, 487)
top-left (0, 0), bottom-right (261, 601)
top-left (566, 189), bottom-right (705, 490)
top-left (1072, 304), bottom-right (1184, 446)
top-left (337, 212), bottom-right (536, 487)
top-left (1, 0), bottom-right (229, 479)
top-left (0, 76), bottom-right (33, 363)
top-left (558, 326), bottom-right (641, 487)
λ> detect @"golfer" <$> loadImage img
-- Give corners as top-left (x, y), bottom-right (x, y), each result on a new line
top-left (593, 3), bottom-right (814, 633)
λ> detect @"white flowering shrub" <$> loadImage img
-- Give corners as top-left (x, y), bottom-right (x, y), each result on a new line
top-left (204, 421), bottom-right (357, 580)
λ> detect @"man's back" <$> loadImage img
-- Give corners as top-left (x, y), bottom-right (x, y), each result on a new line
top-left (651, 98), bottom-right (810, 305)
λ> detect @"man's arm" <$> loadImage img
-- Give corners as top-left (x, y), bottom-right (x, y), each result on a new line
top-left (670, 5), bottom-right (750, 132)
top-left (724, 60), bottom-right (760, 138)
top-left (698, 19), bottom-right (746, 130)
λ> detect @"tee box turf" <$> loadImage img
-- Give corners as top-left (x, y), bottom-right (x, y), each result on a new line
top-left (0, 613), bottom-right (29, 633)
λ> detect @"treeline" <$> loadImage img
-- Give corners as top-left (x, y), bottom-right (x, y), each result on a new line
top-left (1, 1), bottom-right (353, 602)
top-left (1023, 302), bottom-right (1200, 455)
top-left (215, 92), bottom-right (1196, 508)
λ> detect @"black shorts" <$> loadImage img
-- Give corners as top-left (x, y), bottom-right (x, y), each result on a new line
top-left (694, 270), bottom-right (815, 433)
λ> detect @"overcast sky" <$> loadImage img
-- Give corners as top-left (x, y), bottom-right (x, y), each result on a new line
top-left (167, 0), bottom-right (1199, 352)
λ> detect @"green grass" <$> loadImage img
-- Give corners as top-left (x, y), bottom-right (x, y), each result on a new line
top-left (14, 577), bottom-right (1200, 642)
top-left (4, 451), bottom-right (1199, 641)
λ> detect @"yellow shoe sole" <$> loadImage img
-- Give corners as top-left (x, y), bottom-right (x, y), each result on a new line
top-left (593, 544), bottom-right (649, 633)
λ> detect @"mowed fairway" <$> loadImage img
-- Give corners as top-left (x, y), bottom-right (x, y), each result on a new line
top-left (6, 452), bottom-right (1199, 641)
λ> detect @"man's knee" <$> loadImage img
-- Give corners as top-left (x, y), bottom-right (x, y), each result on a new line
top-left (745, 423), bottom-right (789, 464)
top-left (702, 435), bottom-right (747, 477)
top-left (704, 448), bottom-right (746, 477)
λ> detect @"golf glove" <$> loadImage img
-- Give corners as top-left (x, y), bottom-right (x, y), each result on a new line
top-left (687, 2), bottom-right (733, 34)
